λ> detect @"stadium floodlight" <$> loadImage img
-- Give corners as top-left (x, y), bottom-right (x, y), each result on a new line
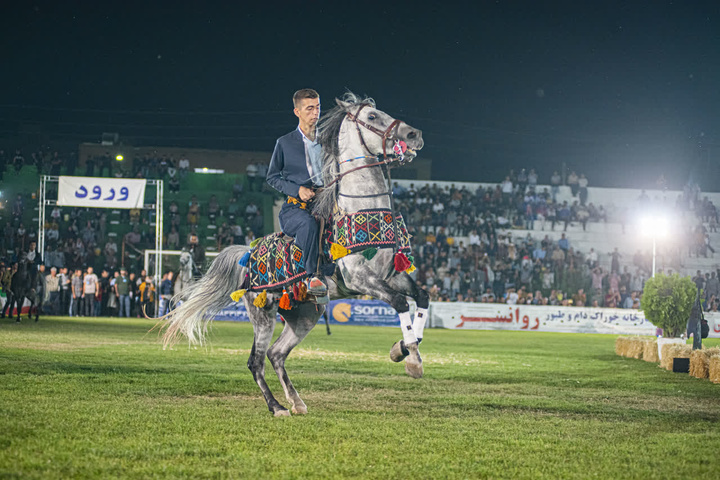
top-left (194, 167), bottom-right (225, 174)
top-left (639, 215), bottom-right (668, 277)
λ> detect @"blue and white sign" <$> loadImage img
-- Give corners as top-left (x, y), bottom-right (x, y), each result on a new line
top-left (214, 299), bottom-right (399, 327)
top-left (326, 300), bottom-right (399, 327)
top-left (58, 176), bottom-right (147, 209)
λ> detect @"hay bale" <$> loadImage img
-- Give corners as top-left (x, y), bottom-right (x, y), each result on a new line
top-left (660, 343), bottom-right (692, 371)
top-left (689, 348), bottom-right (720, 379)
top-left (627, 337), bottom-right (645, 359)
top-left (615, 337), bottom-right (629, 357)
top-left (709, 355), bottom-right (720, 384)
top-left (642, 338), bottom-right (660, 363)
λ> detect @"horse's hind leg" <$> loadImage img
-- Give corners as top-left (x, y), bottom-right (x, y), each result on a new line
top-left (267, 303), bottom-right (323, 415)
top-left (244, 297), bottom-right (289, 417)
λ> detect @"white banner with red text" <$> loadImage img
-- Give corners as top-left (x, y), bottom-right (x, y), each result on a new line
top-left (57, 176), bottom-right (147, 209)
top-left (431, 302), bottom-right (720, 338)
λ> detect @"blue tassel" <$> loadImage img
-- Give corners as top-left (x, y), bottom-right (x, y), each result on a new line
top-left (238, 251), bottom-right (251, 267)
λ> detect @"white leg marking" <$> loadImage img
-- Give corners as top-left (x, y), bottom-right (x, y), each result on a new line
top-left (399, 311), bottom-right (417, 345)
top-left (413, 307), bottom-right (428, 341)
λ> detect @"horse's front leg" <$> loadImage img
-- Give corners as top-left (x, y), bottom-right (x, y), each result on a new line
top-left (387, 273), bottom-right (430, 343)
top-left (342, 267), bottom-right (423, 378)
top-left (267, 302), bottom-right (323, 415)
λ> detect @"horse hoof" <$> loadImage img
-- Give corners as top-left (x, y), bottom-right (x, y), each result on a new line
top-left (274, 409), bottom-right (291, 418)
top-left (390, 341), bottom-right (409, 362)
top-left (404, 342), bottom-right (423, 378)
top-left (291, 405), bottom-right (308, 415)
top-left (405, 361), bottom-right (424, 379)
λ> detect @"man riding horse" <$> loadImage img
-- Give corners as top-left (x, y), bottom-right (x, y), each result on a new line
top-left (266, 88), bottom-right (328, 300)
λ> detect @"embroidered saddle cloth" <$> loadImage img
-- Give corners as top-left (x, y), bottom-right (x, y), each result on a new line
top-left (322, 208), bottom-right (411, 257)
top-left (247, 209), bottom-right (411, 292)
top-left (247, 233), bottom-right (308, 292)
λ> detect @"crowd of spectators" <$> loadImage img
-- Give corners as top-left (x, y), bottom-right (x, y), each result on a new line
top-left (2, 145), bottom-right (720, 315)
top-left (0, 146), bottom-right (276, 317)
top-left (395, 174), bottom-right (719, 312)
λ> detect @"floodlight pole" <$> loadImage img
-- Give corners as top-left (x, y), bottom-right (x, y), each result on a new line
top-left (652, 235), bottom-right (656, 278)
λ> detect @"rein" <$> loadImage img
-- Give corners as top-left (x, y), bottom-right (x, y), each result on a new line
top-left (323, 104), bottom-right (409, 191)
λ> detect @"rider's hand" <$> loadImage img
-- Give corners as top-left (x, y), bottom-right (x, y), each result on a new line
top-left (298, 186), bottom-right (315, 202)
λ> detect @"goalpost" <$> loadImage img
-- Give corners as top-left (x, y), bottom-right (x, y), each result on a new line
top-left (38, 175), bottom-right (164, 287)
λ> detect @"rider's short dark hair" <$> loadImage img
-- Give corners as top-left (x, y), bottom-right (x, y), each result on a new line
top-left (293, 88), bottom-right (319, 108)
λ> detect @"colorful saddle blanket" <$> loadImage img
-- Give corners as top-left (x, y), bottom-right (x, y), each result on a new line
top-left (322, 209), bottom-right (411, 257)
top-left (248, 209), bottom-right (411, 292)
top-left (248, 233), bottom-right (307, 291)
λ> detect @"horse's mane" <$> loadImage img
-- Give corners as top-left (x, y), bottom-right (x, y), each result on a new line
top-left (312, 92), bottom-right (376, 220)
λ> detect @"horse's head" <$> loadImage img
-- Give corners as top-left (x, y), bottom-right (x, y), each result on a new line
top-left (334, 95), bottom-right (423, 163)
top-left (179, 251), bottom-right (191, 268)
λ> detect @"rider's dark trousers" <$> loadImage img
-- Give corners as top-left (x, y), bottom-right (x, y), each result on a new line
top-left (278, 202), bottom-right (320, 276)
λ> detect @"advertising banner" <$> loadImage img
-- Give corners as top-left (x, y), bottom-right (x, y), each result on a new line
top-left (704, 312), bottom-right (720, 338)
top-left (431, 302), bottom-right (658, 336)
top-left (214, 299), bottom-right (400, 327)
top-left (57, 176), bottom-right (147, 209)
top-left (214, 299), bottom-right (719, 338)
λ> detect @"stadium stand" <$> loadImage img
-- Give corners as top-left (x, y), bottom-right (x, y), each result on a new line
top-left (1, 146), bottom-right (719, 316)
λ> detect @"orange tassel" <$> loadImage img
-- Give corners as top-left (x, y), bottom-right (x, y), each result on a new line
top-left (279, 288), bottom-right (291, 310)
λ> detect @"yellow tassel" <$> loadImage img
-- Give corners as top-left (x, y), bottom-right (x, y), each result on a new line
top-left (230, 289), bottom-right (247, 302)
top-left (253, 290), bottom-right (267, 308)
top-left (279, 288), bottom-right (290, 310)
top-left (405, 264), bottom-right (416, 274)
top-left (330, 242), bottom-right (349, 260)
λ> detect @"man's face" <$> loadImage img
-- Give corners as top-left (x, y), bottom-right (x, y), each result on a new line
top-left (294, 97), bottom-right (320, 128)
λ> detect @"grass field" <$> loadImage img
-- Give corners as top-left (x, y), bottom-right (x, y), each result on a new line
top-left (1, 317), bottom-right (719, 479)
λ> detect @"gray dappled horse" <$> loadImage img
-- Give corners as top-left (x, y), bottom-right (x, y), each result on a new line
top-left (161, 93), bottom-right (427, 416)
top-left (173, 249), bottom-right (194, 297)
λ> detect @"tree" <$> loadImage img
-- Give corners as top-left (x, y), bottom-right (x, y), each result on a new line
top-left (641, 273), bottom-right (697, 338)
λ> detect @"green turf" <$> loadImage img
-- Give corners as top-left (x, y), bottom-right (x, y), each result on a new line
top-left (1, 317), bottom-right (718, 479)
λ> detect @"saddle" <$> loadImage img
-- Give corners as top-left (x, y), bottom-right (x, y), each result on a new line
top-left (234, 208), bottom-right (413, 309)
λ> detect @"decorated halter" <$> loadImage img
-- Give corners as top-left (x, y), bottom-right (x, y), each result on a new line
top-left (324, 104), bottom-right (409, 190)
top-left (345, 104), bottom-right (409, 163)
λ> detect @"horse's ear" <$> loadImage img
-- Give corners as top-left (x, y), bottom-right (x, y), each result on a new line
top-left (335, 98), bottom-right (352, 110)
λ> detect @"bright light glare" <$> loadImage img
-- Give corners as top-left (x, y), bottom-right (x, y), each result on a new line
top-left (116, 154), bottom-right (124, 161)
top-left (640, 216), bottom-right (668, 237)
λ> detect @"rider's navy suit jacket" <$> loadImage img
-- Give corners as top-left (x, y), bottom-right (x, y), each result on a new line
top-left (266, 129), bottom-right (313, 199)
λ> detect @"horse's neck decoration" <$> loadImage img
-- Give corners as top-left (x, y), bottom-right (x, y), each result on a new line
top-left (161, 92), bottom-right (429, 417)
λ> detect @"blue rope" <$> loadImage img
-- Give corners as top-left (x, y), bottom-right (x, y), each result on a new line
top-left (338, 155), bottom-right (377, 165)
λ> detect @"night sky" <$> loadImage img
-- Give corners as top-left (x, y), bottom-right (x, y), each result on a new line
top-left (2, 1), bottom-right (718, 188)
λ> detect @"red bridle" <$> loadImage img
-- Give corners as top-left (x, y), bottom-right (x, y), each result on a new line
top-left (322, 104), bottom-right (410, 190)
top-left (345, 104), bottom-right (405, 161)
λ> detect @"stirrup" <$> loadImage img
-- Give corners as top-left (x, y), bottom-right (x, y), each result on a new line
top-left (307, 276), bottom-right (327, 296)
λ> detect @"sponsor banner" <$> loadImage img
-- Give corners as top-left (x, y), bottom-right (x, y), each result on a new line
top-left (214, 299), bottom-right (399, 327)
top-left (214, 299), bottom-right (720, 338)
top-left (327, 299), bottom-right (398, 327)
top-left (0, 293), bottom-right (33, 315)
top-left (704, 312), bottom-right (720, 338)
top-left (58, 176), bottom-right (146, 209)
top-left (214, 302), bottom-right (283, 322)
top-left (431, 302), bottom-right (658, 336)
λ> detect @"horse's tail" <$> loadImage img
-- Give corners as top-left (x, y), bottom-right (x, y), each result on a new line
top-left (159, 244), bottom-right (250, 348)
